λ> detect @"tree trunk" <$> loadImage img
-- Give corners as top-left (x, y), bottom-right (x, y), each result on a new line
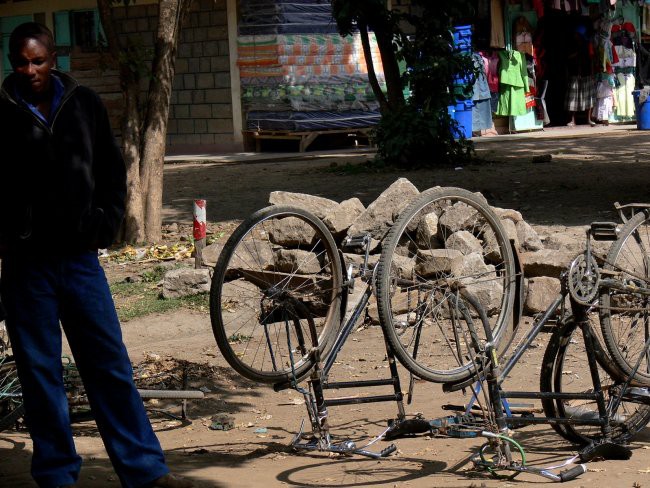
top-left (358, 22), bottom-right (389, 113)
top-left (97, 0), bottom-right (145, 243)
top-left (121, 76), bottom-right (145, 242)
top-left (373, 27), bottom-right (404, 111)
top-left (140, 0), bottom-right (191, 243)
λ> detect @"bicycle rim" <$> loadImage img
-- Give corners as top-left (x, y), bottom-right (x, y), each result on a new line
top-left (376, 187), bottom-right (516, 383)
top-left (541, 317), bottom-right (650, 444)
top-left (210, 205), bottom-right (343, 384)
top-left (0, 358), bottom-right (23, 432)
top-left (600, 210), bottom-right (650, 385)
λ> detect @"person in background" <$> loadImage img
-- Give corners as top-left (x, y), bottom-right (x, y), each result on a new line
top-left (565, 24), bottom-right (596, 127)
top-left (0, 22), bottom-right (193, 488)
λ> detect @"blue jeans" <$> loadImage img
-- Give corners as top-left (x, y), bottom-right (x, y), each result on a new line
top-left (1, 252), bottom-right (168, 488)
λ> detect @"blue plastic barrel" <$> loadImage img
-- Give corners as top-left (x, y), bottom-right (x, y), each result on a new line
top-left (448, 100), bottom-right (474, 139)
top-left (632, 90), bottom-right (650, 130)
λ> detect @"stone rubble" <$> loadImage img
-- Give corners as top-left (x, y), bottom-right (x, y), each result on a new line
top-left (168, 177), bottom-right (591, 317)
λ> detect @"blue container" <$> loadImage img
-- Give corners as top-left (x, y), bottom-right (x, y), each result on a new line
top-left (632, 90), bottom-right (650, 130)
top-left (448, 100), bottom-right (474, 139)
top-left (453, 25), bottom-right (472, 52)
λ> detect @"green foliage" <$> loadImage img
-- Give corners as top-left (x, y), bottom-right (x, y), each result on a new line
top-left (374, 104), bottom-right (473, 168)
top-left (331, 0), bottom-right (394, 35)
top-left (140, 265), bottom-right (168, 283)
top-left (330, 0), bottom-right (479, 168)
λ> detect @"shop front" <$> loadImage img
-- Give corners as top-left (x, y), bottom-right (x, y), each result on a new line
top-left (469, 0), bottom-right (650, 135)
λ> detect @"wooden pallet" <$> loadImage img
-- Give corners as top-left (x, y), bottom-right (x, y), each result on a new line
top-left (243, 127), bottom-right (373, 152)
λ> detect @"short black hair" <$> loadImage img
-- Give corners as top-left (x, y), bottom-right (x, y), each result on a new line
top-left (9, 22), bottom-right (55, 56)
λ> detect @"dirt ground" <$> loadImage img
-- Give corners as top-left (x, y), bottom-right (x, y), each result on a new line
top-left (3, 127), bottom-right (650, 487)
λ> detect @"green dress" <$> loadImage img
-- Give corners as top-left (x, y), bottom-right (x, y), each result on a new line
top-left (496, 50), bottom-right (529, 116)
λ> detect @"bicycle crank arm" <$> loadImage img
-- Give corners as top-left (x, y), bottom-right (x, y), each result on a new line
top-left (508, 464), bottom-right (587, 482)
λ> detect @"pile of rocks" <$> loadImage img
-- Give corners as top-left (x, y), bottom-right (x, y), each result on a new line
top-left (166, 177), bottom-right (595, 317)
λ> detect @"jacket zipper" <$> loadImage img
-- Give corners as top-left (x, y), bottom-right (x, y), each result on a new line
top-left (2, 84), bottom-right (77, 135)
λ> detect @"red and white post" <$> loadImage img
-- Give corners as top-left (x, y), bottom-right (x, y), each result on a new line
top-left (193, 199), bottom-right (207, 269)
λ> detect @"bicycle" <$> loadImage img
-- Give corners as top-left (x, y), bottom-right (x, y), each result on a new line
top-left (0, 320), bottom-right (204, 431)
top-left (209, 189), bottom-right (517, 457)
top-left (377, 199), bottom-right (650, 481)
top-left (0, 321), bottom-right (23, 433)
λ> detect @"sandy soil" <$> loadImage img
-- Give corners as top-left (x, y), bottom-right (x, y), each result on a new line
top-left (3, 128), bottom-right (650, 487)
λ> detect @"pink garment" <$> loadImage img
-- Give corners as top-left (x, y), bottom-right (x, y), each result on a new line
top-left (485, 51), bottom-right (500, 93)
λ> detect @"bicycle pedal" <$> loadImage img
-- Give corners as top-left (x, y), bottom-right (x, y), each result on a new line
top-left (579, 441), bottom-right (632, 462)
top-left (342, 234), bottom-right (370, 249)
top-left (590, 221), bottom-right (618, 241)
top-left (384, 418), bottom-right (431, 440)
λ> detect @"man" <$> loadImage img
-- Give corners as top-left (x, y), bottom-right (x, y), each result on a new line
top-left (0, 22), bottom-right (192, 488)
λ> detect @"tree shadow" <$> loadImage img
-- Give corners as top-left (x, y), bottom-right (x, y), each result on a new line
top-left (162, 131), bottom-right (650, 229)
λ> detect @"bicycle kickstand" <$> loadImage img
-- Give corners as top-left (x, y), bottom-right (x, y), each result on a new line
top-left (290, 348), bottom-right (397, 459)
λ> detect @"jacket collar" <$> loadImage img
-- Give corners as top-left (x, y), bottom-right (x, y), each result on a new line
top-left (0, 69), bottom-right (78, 106)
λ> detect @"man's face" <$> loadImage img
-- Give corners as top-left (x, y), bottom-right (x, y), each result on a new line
top-left (9, 37), bottom-right (55, 98)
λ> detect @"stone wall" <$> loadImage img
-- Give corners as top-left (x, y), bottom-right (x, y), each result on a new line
top-left (67, 0), bottom-right (235, 151)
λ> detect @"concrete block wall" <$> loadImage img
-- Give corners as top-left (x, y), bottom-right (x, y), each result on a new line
top-left (68, 0), bottom-right (234, 150)
top-left (170, 0), bottom-right (233, 148)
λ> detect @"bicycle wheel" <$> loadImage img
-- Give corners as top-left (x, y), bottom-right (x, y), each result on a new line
top-left (540, 316), bottom-right (650, 445)
top-left (376, 187), bottom-right (516, 383)
top-left (0, 358), bottom-right (23, 432)
top-left (0, 321), bottom-right (8, 357)
top-left (600, 210), bottom-right (650, 384)
top-left (210, 205), bottom-right (343, 384)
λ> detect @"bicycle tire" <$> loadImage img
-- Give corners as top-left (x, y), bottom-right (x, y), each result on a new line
top-left (540, 316), bottom-right (650, 445)
top-left (376, 187), bottom-right (516, 383)
top-left (0, 359), bottom-right (23, 432)
top-left (0, 402), bottom-right (24, 432)
top-left (0, 321), bottom-right (8, 357)
top-left (210, 205), bottom-right (343, 384)
top-left (600, 210), bottom-right (650, 385)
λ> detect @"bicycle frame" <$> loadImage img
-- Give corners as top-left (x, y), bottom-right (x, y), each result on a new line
top-left (491, 296), bottom-right (613, 433)
top-left (276, 234), bottom-right (405, 459)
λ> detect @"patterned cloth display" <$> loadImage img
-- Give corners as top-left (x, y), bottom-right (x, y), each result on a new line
top-left (237, 1), bottom-right (385, 132)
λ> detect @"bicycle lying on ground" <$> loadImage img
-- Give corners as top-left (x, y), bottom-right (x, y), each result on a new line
top-left (210, 186), bottom-right (650, 483)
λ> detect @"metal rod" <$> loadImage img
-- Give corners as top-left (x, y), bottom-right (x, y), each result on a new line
top-left (498, 296), bottom-right (563, 384)
top-left (323, 379), bottom-right (396, 389)
top-left (580, 320), bottom-right (612, 439)
top-left (324, 394), bottom-right (400, 407)
top-left (505, 416), bottom-right (605, 426)
top-left (501, 391), bottom-right (599, 400)
top-left (323, 287), bottom-right (371, 375)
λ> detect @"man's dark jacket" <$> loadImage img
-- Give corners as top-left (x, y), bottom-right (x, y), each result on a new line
top-left (0, 70), bottom-right (126, 255)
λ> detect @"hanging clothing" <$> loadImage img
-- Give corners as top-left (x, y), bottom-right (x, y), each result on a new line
top-left (612, 41), bottom-right (636, 117)
top-left (550, 0), bottom-right (581, 11)
top-left (615, 72), bottom-right (636, 116)
top-left (514, 17), bottom-right (534, 57)
top-left (643, 4), bottom-right (650, 35)
top-left (594, 77), bottom-right (616, 120)
top-left (472, 53), bottom-right (493, 131)
top-left (490, 0), bottom-right (506, 48)
top-left (496, 50), bottom-right (530, 116)
top-left (485, 51), bottom-right (500, 93)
